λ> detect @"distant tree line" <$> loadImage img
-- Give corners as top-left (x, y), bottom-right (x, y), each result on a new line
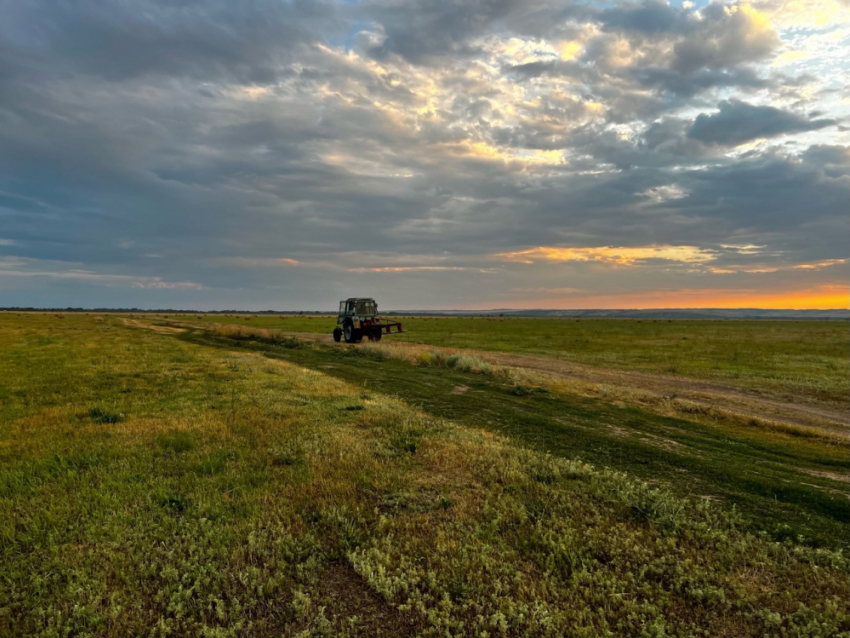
top-left (0, 307), bottom-right (328, 314)
top-left (1, 307), bottom-right (846, 320)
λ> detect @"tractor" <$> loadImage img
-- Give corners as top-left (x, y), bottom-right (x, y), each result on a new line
top-left (333, 298), bottom-right (404, 343)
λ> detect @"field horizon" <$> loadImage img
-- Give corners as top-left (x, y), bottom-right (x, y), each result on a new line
top-left (3, 308), bottom-right (849, 320)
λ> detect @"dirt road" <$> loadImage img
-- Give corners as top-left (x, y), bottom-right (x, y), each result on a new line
top-left (478, 350), bottom-right (847, 434)
top-left (282, 330), bottom-right (847, 434)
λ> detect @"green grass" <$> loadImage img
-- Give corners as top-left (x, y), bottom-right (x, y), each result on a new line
top-left (188, 328), bottom-right (850, 551)
top-left (182, 314), bottom-right (850, 405)
top-left (1, 314), bottom-right (848, 637)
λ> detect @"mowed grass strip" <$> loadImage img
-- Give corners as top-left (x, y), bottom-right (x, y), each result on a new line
top-left (181, 313), bottom-right (850, 406)
top-left (189, 325), bottom-right (850, 551)
top-left (1, 314), bottom-right (848, 638)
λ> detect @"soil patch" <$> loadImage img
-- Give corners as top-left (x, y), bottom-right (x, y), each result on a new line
top-left (316, 563), bottom-right (416, 637)
top-left (801, 468), bottom-right (849, 483)
top-left (477, 351), bottom-right (848, 435)
top-left (122, 318), bottom-right (185, 334)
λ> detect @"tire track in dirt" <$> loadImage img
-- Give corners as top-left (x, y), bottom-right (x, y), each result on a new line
top-left (122, 318), bottom-right (186, 334)
top-left (477, 351), bottom-right (848, 435)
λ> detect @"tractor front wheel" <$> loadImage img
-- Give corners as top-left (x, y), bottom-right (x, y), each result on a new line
top-left (333, 327), bottom-right (342, 342)
top-left (344, 321), bottom-right (359, 343)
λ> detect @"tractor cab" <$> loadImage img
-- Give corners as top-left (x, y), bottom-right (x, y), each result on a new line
top-left (338, 298), bottom-right (377, 323)
top-left (332, 297), bottom-right (404, 343)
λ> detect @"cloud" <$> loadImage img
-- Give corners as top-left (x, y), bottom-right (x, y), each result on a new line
top-left (512, 286), bottom-right (585, 295)
top-left (709, 258), bottom-right (847, 274)
top-left (671, 3), bottom-right (781, 73)
top-left (0, 257), bottom-right (203, 289)
top-left (215, 257), bottom-right (301, 268)
top-left (361, 0), bottom-right (582, 64)
top-left (687, 100), bottom-right (837, 146)
top-left (801, 145), bottom-right (850, 176)
top-left (599, 0), bottom-right (695, 35)
top-left (630, 66), bottom-right (771, 97)
top-left (346, 266), bottom-right (469, 273)
top-left (0, 1), bottom-right (337, 84)
top-left (496, 246), bottom-right (718, 265)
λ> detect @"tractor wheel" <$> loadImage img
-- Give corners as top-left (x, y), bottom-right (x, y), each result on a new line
top-left (372, 331), bottom-right (382, 342)
top-left (332, 328), bottom-right (342, 343)
top-left (343, 321), bottom-right (356, 343)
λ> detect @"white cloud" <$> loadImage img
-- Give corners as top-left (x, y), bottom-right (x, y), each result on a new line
top-left (0, 257), bottom-right (204, 289)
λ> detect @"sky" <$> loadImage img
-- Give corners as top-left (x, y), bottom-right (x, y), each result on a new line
top-left (0, 0), bottom-right (848, 310)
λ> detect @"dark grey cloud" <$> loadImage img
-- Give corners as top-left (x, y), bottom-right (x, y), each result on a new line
top-left (666, 146), bottom-right (850, 261)
top-left (504, 61), bottom-right (557, 79)
top-left (802, 145), bottom-right (850, 178)
top-left (688, 100), bottom-right (837, 146)
top-left (629, 66), bottom-right (770, 97)
top-left (599, 0), bottom-right (695, 35)
top-left (0, 0), bottom-right (339, 84)
top-left (361, 0), bottom-right (590, 63)
top-left (575, 1), bottom-right (787, 110)
top-left (670, 2), bottom-right (780, 73)
top-left (364, 0), bottom-right (525, 62)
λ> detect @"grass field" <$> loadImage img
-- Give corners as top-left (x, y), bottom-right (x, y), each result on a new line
top-left (182, 322), bottom-right (849, 550)
top-left (181, 314), bottom-right (850, 406)
top-left (1, 313), bottom-right (848, 637)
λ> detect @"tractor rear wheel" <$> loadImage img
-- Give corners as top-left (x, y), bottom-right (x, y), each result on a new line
top-left (372, 331), bottom-right (382, 342)
top-left (344, 321), bottom-right (359, 343)
top-left (333, 327), bottom-right (342, 342)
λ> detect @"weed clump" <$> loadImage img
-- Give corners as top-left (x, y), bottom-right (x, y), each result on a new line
top-left (214, 324), bottom-right (304, 348)
top-left (390, 428), bottom-right (422, 455)
top-left (429, 351), bottom-right (448, 367)
top-left (157, 430), bottom-right (196, 453)
top-left (445, 354), bottom-right (488, 373)
top-left (158, 494), bottom-right (189, 514)
top-left (87, 405), bottom-right (124, 423)
top-left (191, 451), bottom-right (231, 476)
top-left (340, 404), bottom-right (365, 412)
top-left (419, 351), bottom-right (495, 375)
top-left (270, 445), bottom-right (305, 467)
top-left (511, 384), bottom-right (549, 396)
top-left (340, 344), bottom-right (386, 361)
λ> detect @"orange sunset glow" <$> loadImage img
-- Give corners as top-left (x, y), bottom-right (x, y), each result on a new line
top-left (471, 285), bottom-right (850, 311)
